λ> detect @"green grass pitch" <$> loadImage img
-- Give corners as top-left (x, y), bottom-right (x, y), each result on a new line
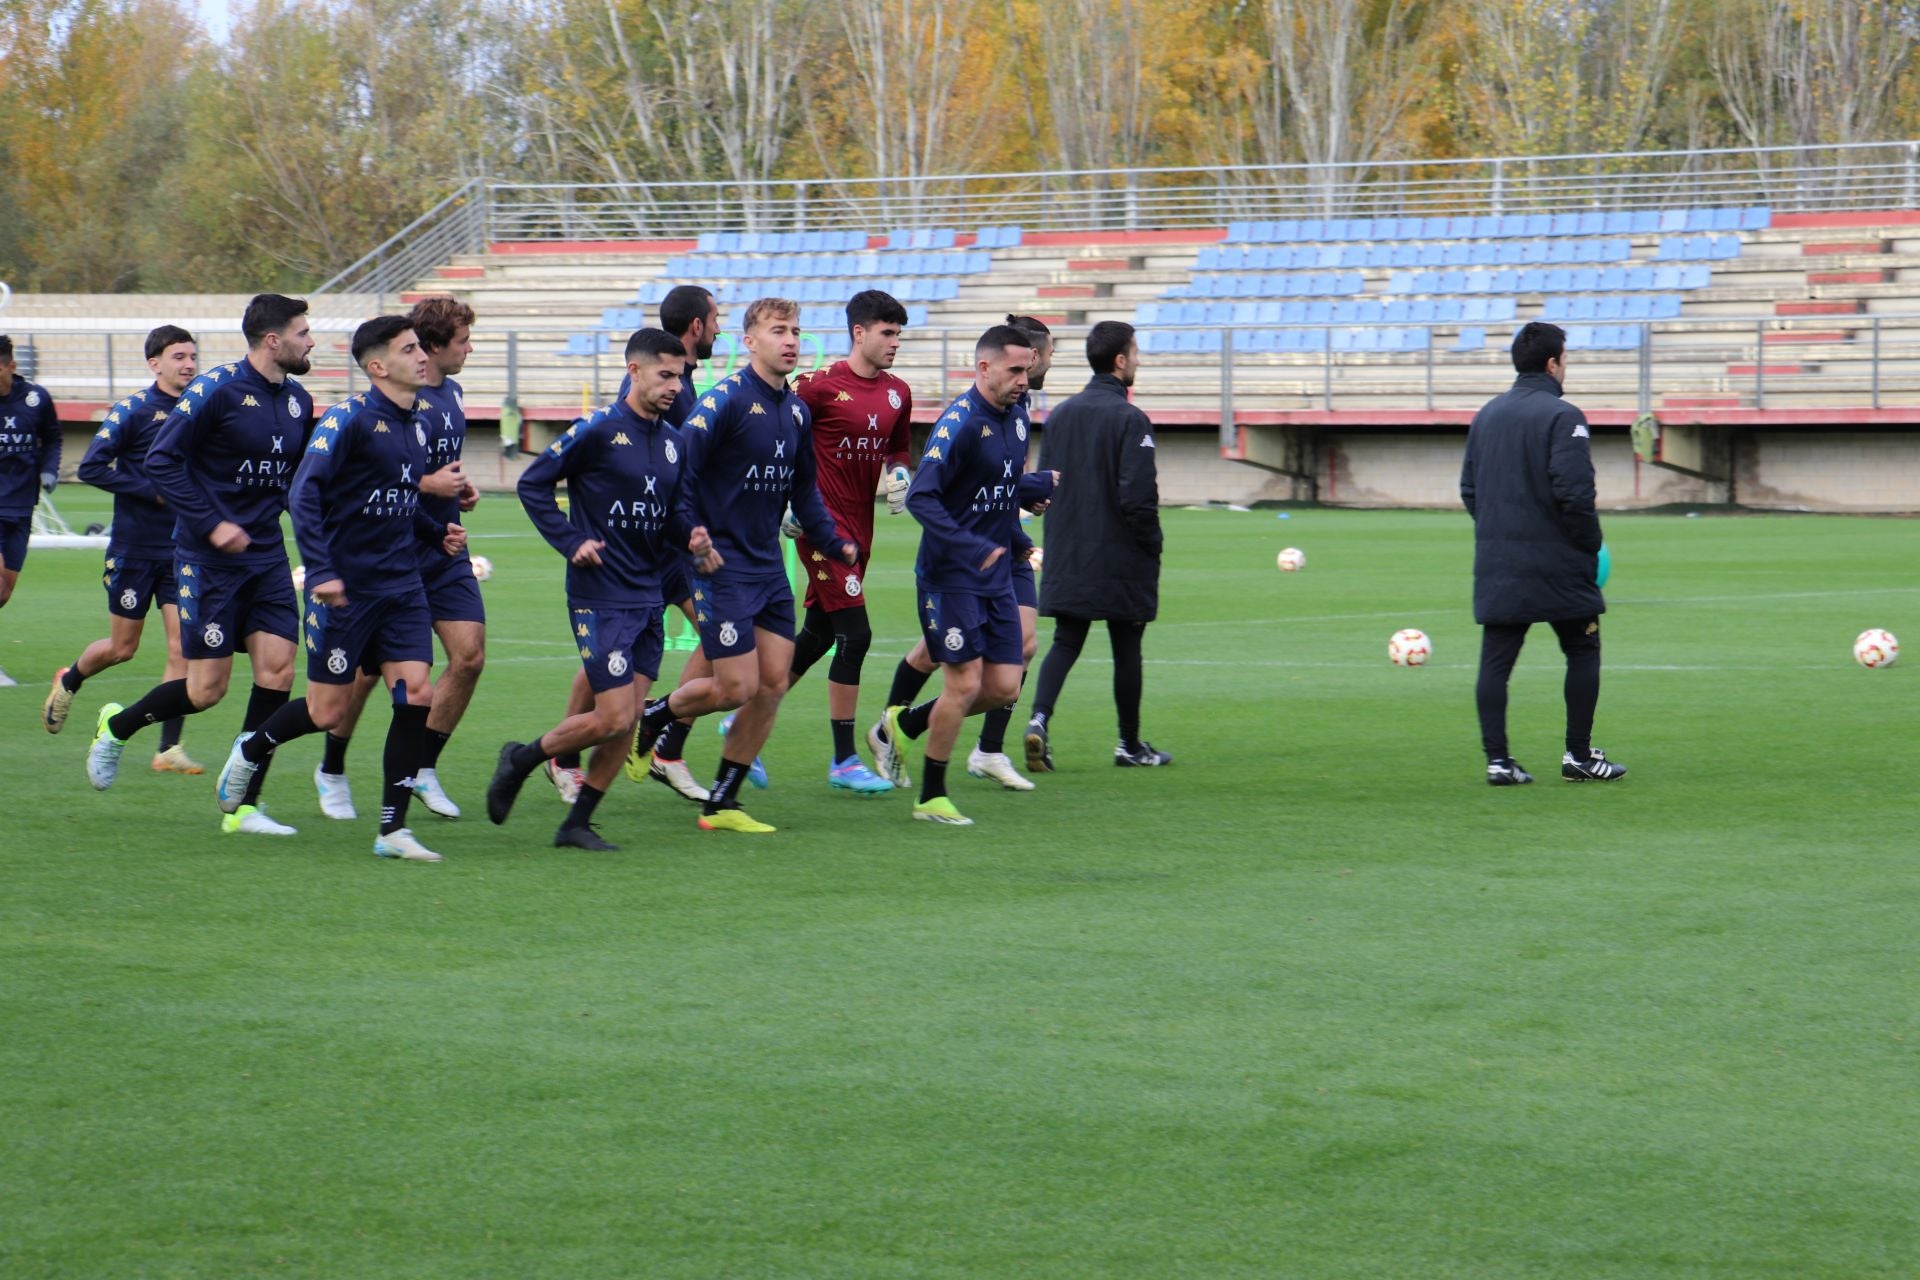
top-left (3, 492), bottom-right (1917, 1277)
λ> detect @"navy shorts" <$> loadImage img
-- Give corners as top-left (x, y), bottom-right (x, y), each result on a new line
top-left (691, 572), bottom-right (794, 659)
top-left (0, 517), bottom-right (29, 574)
top-left (178, 557), bottom-right (299, 659)
top-left (420, 553), bottom-right (486, 625)
top-left (104, 553), bottom-right (178, 619)
top-left (919, 584), bottom-right (1024, 666)
top-left (303, 586), bottom-right (434, 685)
top-left (1012, 561), bottom-right (1038, 610)
top-left (570, 600), bottom-right (665, 692)
top-left (660, 560), bottom-right (692, 608)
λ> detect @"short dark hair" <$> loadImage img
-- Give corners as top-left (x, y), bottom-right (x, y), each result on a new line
top-left (0, 335), bottom-right (14, 361)
top-left (351, 315), bottom-right (414, 368)
top-left (407, 296), bottom-right (475, 354)
top-left (660, 285), bottom-right (715, 338)
top-left (1511, 321), bottom-right (1567, 374)
top-left (625, 327), bottom-right (687, 363)
top-left (1086, 321), bottom-right (1137, 374)
top-left (976, 324), bottom-right (1034, 360)
top-left (242, 293), bottom-right (309, 347)
top-left (846, 290), bottom-right (908, 335)
top-left (145, 325), bottom-right (195, 361)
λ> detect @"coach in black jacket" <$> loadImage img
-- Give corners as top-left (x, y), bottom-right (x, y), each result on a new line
top-left (1024, 321), bottom-right (1171, 770)
top-left (1461, 321), bottom-right (1625, 786)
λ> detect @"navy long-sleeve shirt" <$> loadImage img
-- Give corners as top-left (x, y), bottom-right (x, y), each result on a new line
top-left (907, 388), bottom-right (1036, 595)
top-left (410, 375), bottom-right (471, 569)
top-left (146, 359), bottom-right (314, 565)
top-left (517, 397), bottom-right (690, 606)
top-left (675, 364), bottom-right (840, 579)
top-left (0, 377), bottom-right (61, 519)
top-left (77, 384), bottom-right (180, 557)
top-left (289, 388), bottom-right (444, 596)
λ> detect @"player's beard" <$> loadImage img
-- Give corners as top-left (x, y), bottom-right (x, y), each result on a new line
top-left (278, 351), bottom-right (313, 377)
top-left (694, 337), bottom-right (715, 361)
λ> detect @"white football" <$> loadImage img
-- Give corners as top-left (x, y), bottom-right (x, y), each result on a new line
top-left (470, 554), bottom-right (494, 583)
top-left (1276, 547), bottom-right (1306, 572)
top-left (291, 564), bottom-right (306, 594)
top-left (1029, 546), bottom-right (1044, 572)
top-left (1854, 628), bottom-right (1898, 668)
top-left (1388, 628), bottom-right (1431, 667)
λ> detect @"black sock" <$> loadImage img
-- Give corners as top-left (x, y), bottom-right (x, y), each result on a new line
top-left (158, 718), bottom-right (182, 751)
top-left (704, 756), bottom-right (750, 814)
top-left (888, 659), bottom-right (932, 709)
top-left (657, 718), bottom-right (692, 760)
top-left (920, 756), bottom-right (948, 803)
top-left (978, 707), bottom-right (1012, 754)
top-left (831, 717), bottom-right (856, 762)
top-left (62, 662), bottom-right (86, 693)
top-left (242, 698), bottom-right (317, 763)
top-left (510, 740), bottom-right (550, 776)
top-left (563, 784), bottom-right (606, 828)
top-left (108, 678), bottom-right (196, 741)
top-left (321, 732), bottom-right (350, 775)
top-left (900, 698), bottom-right (936, 741)
top-left (421, 728), bottom-right (452, 769)
top-left (240, 685), bottom-right (291, 805)
top-left (555, 750), bottom-right (582, 770)
top-left (381, 703), bottom-right (430, 835)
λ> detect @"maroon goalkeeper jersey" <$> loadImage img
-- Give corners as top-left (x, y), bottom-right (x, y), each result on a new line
top-left (794, 360), bottom-right (913, 552)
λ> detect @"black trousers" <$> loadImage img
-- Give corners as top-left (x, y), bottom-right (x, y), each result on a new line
top-left (1476, 616), bottom-right (1601, 760)
top-left (1031, 615), bottom-right (1147, 744)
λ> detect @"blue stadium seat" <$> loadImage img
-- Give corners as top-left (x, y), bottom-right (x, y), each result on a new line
top-left (1467, 215), bottom-right (1497, 238)
top-left (1594, 297), bottom-right (1624, 321)
top-left (1280, 301), bottom-right (1307, 324)
top-left (1226, 221), bottom-right (1253, 243)
top-left (1352, 218), bottom-right (1379, 240)
top-left (1651, 295), bottom-right (1682, 319)
top-left (1710, 208), bottom-right (1741, 232)
top-left (1684, 209), bottom-right (1715, 233)
top-left (1443, 243), bottom-right (1473, 266)
top-left (1468, 243), bottom-right (1499, 266)
top-left (1601, 211), bottom-right (1633, 236)
top-left (1683, 263), bottom-right (1711, 289)
top-left (1305, 301), bottom-right (1333, 323)
top-left (1576, 212), bottom-right (1605, 236)
top-left (1438, 270), bottom-right (1467, 293)
top-left (1630, 211), bottom-right (1660, 235)
top-left (1196, 247), bottom-right (1222, 271)
top-left (1621, 296), bottom-right (1651, 321)
top-left (1742, 207), bottom-right (1771, 231)
top-left (1659, 209), bottom-right (1688, 233)
top-left (1389, 244), bottom-right (1419, 267)
top-left (1571, 268), bottom-right (1600, 290)
top-left (1272, 221), bottom-right (1300, 241)
top-left (1546, 213), bottom-right (1576, 236)
top-left (1522, 214), bottom-right (1551, 238)
top-left (1452, 326), bottom-right (1485, 351)
top-left (1339, 245), bottom-right (1368, 268)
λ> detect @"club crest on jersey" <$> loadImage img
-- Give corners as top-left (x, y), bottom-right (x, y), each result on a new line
top-left (326, 647), bottom-right (349, 676)
top-left (287, 395), bottom-right (301, 419)
top-left (25, 390), bottom-right (40, 407)
top-left (1016, 417), bottom-right (1028, 441)
top-left (607, 650), bottom-right (628, 678)
top-left (663, 439), bottom-right (677, 465)
top-left (845, 573), bottom-right (862, 598)
top-left (119, 588), bottom-right (138, 611)
top-left (944, 626), bottom-right (964, 652)
top-left (888, 387), bottom-right (902, 410)
top-left (791, 404), bottom-right (803, 424)
top-left (718, 621), bottom-right (738, 648)
top-left (202, 623), bottom-right (225, 649)
top-left (416, 423), bottom-right (428, 446)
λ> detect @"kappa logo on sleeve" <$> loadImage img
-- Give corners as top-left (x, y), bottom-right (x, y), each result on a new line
top-left (1572, 424), bottom-right (1590, 439)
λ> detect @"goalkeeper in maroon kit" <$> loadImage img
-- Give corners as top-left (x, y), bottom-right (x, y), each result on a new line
top-left (786, 290), bottom-right (914, 793)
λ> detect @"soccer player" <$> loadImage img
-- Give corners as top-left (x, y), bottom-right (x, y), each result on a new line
top-left (0, 332), bottom-right (62, 689)
top-left (882, 314), bottom-right (1055, 790)
top-left (213, 315), bottom-right (466, 863)
top-left (784, 289), bottom-right (914, 794)
top-left (627, 297), bottom-right (857, 833)
top-left (311, 296), bottom-right (481, 821)
top-left (1461, 321), bottom-right (1624, 785)
top-left (486, 329), bottom-right (713, 849)
top-left (1025, 321), bottom-right (1172, 770)
top-left (48, 326), bottom-right (203, 773)
top-left (85, 294), bottom-right (315, 838)
top-left (867, 325), bottom-right (1053, 826)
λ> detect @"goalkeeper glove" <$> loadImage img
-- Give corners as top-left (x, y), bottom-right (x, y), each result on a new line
top-left (885, 465), bottom-right (911, 515)
top-left (780, 507), bottom-right (803, 540)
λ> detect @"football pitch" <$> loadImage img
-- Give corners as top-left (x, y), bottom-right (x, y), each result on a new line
top-left (4, 495), bottom-right (1916, 1278)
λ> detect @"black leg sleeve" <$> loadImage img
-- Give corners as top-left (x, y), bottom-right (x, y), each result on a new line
top-left (1108, 621), bottom-right (1146, 747)
top-left (1030, 615), bottom-right (1092, 723)
top-left (1476, 623), bottom-right (1531, 761)
top-left (1550, 616), bottom-right (1602, 758)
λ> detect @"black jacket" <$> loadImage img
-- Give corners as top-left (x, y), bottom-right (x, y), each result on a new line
top-left (1037, 372), bottom-right (1162, 622)
top-left (1459, 372), bottom-right (1606, 625)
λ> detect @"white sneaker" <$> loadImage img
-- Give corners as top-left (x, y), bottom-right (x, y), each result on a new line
top-left (314, 765), bottom-right (357, 820)
top-left (649, 754), bottom-right (711, 803)
top-left (544, 758), bottom-right (584, 805)
top-left (215, 733), bottom-right (260, 814)
top-left (221, 804), bottom-right (297, 836)
top-left (374, 827), bottom-right (443, 863)
top-left (411, 766), bottom-right (462, 819)
top-left (967, 747), bottom-right (1036, 791)
top-left (86, 702), bottom-right (127, 791)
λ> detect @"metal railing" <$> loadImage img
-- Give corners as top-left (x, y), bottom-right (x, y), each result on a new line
top-left (313, 178), bottom-right (490, 303)
top-left (23, 315), bottom-right (1920, 464)
top-left (473, 141), bottom-right (1920, 243)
